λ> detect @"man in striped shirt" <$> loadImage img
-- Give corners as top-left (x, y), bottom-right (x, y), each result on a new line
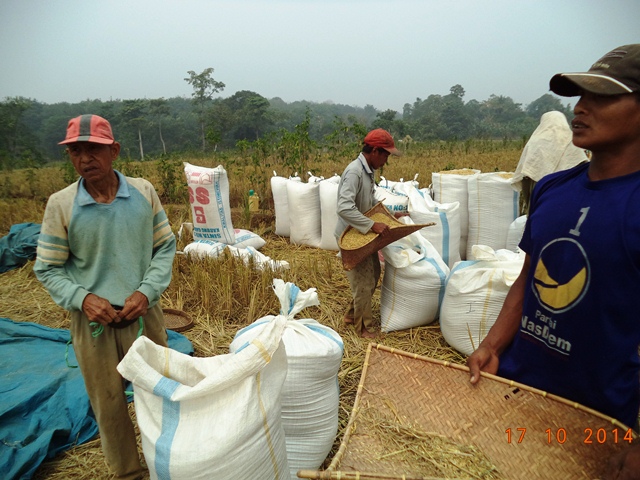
top-left (35, 114), bottom-right (176, 480)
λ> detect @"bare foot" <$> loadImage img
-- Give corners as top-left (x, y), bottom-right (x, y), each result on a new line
top-left (343, 316), bottom-right (354, 325)
top-left (360, 329), bottom-right (376, 339)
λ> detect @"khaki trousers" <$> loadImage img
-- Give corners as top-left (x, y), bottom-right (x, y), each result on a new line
top-left (70, 303), bottom-right (168, 480)
top-left (344, 252), bottom-right (381, 335)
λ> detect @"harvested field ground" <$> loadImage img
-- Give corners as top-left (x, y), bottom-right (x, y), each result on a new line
top-left (0, 146), bottom-right (521, 479)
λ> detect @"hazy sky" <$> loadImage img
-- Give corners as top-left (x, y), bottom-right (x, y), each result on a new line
top-left (1, 0), bottom-right (638, 112)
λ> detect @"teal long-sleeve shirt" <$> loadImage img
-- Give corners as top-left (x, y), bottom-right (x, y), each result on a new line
top-left (34, 171), bottom-right (176, 311)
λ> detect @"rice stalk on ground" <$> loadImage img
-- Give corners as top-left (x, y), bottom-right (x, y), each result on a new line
top-left (0, 147), bottom-right (518, 479)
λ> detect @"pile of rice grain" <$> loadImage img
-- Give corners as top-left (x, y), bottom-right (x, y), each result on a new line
top-left (340, 212), bottom-right (398, 250)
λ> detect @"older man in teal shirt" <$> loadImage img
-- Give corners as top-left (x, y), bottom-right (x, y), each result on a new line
top-left (35, 114), bottom-right (175, 480)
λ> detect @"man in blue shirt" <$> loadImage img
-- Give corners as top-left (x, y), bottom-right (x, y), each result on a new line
top-left (467, 45), bottom-right (640, 479)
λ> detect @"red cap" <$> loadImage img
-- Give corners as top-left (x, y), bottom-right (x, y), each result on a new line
top-left (59, 114), bottom-right (115, 145)
top-left (363, 128), bottom-right (401, 156)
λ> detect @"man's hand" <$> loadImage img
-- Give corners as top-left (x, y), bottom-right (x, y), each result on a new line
top-left (119, 291), bottom-right (149, 321)
top-left (82, 293), bottom-right (119, 326)
top-left (605, 443), bottom-right (640, 480)
top-left (467, 345), bottom-right (500, 385)
top-left (371, 221), bottom-right (390, 236)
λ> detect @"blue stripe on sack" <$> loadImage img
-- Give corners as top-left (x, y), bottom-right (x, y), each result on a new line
top-left (232, 319), bottom-right (271, 352)
top-left (449, 260), bottom-right (479, 275)
top-left (153, 377), bottom-right (182, 480)
top-left (512, 190), bottom-right (518, 221)
top-left (420, 257), bottom-right (449, 318)
top-left (287, 285), bottom-right (300, 315)
top-left (437, 210), bottom-right (450, 266)
top-left (305, 324), bottom-right (344, 352)
top-left (213, 169), bottom-right (234, 244)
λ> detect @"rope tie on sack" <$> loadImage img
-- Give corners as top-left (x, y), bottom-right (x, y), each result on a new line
top-left (65, 317), bottom-right (145, 368)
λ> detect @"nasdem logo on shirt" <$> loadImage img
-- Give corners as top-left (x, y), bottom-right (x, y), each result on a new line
top-left (532, 238), bottom-right (590, 314)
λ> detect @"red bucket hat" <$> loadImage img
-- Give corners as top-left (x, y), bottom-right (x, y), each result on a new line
top-left (364, 128), bottom-right (402, 156)
top-left (59, 114), bottom-right (115, 145)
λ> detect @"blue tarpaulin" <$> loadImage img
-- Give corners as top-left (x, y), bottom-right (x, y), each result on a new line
top-left (0, 223), bottom-right (41, 274)
top-left (0, 317), bottom-right (194, 480)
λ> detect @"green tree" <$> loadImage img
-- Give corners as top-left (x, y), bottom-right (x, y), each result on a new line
top-left (481, 95), bottom-right (523, 124)
top-left (323, 114), bottom-right (367, 160)
top-left (440, 85), bottom-right (471, 140)
top-left (148, 98), bottom-right (170, 155)
top-left (207, 91), bottom-right (273, 147)
top-left (184, 68), bottom-right (225, 152)
top-left (276, 107), bottom-right (317, 172)
top-left (120, 99), bottom-right (148, 160)
top-left (371, 109), bottom-right (397, 131)
top-left (227, 90), bottom-right (272, 141)
top-left (0, 96), bottom-right (35, 168)
top-left (525, 94), bottom-right (573, 121)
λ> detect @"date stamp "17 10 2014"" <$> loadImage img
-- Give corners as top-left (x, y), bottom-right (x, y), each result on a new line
top-left (505, 427), bottom-right (635, 445)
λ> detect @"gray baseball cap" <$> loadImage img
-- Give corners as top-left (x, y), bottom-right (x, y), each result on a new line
top-left (550, 44), bottom-right (640, 97)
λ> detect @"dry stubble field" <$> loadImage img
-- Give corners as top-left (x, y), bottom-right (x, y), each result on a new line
top-left (0, 143), bottom-right (521, 479)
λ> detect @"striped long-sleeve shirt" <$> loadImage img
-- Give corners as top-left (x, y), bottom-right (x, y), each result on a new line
top-left (34, 171), bottom-right (176, 311)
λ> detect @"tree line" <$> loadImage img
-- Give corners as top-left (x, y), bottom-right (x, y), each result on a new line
top-left (0, 67), bottom-right (572, 169)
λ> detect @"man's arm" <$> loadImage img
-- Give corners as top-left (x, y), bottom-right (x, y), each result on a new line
top-left (336, 171), bottom-right (375, 234)
top-left (127, 188), bottom-right (176, 319)
top-left (467, 254), bottom-right (531, 384)
top-left (34, 191), bottom-right (93, 312)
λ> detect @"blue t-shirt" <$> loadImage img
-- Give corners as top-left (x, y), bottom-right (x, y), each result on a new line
top-left (499, 163), bottom-right (640, 427)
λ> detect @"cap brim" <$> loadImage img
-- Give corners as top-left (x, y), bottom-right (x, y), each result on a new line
top-left (384, 147), bottom-right (402, 157)
top-left (59, 136), bottom-right (115, 145)
top-left (550, 73), bottom-right (633, 97)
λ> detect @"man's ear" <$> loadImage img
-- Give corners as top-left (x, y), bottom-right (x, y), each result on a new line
top-left (110, 142), bottom-right (121, 159)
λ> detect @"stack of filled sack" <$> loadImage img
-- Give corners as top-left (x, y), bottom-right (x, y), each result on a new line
top-left (183, 163), bottom-right (288, 269)
top-left (118, 279), bottom-right (343, 480)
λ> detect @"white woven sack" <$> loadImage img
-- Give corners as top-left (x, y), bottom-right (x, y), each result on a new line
top-left (232, 228), bottom-right (266, 249)
top-left (374, 186), bottom-right (408, 215)
top-left (184, 163), bottom-right (235, 244)
top-left (318, 175), bottom-right (340, 251)
top-left (380, 221), bottom-right (450, 333)
top-left (230, 279), bottom-right (343, 480)
top-left (226, 245), bottom-right (290, 271)
top-left (380, 173), bottom-right (420, 195)
top-left (466, 172), bottom-right (519, 259)
top-left (505, 215), bottom-right (527, 252)
top-left (418, 187), bottom-right (432, 199)
top-left (306, 171), bottom-right (324, 183)
top-left (183, 240), bottom-right (225, 259)
top-left (271, 173), bottom-right (302, 237)
top-left (431, 169), bottom-right (479, 261)
top-left (287, 180), bottom-right (322, 248)
top-left (379, 175), bottom-right (419, 196)
top-left (407, 186), bottom-right (461, 268)
top-left (440, 245), bottom-right (525, 356)
top-left (377, 176), bottom-right (396, 189)
top-left (117, 316), bottom-right (289, 480)
top-left (511, 111), bottom-right (588, 189)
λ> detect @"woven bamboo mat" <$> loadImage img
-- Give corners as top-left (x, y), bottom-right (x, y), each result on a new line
top-left (299, 344), bottom-right (636, 480)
